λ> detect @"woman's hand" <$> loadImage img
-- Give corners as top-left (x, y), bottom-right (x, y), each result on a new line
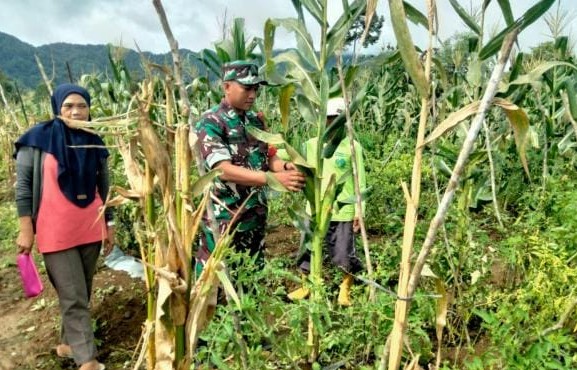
top-left (104, 225), bottom-right (115, 256)
top-left (16, 229), bottom-right (34, 254)
top-left (16, 216), bottom-right (34, 254)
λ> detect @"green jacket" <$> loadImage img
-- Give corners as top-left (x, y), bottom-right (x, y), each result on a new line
top-left (305, 137), bottom-right (366, 222)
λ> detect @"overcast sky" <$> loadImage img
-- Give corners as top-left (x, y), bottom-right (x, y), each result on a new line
top-left (0, 0), bottom-right (575, 55)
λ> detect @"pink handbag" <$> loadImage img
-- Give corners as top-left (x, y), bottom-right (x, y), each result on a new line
top-left (17, 253), bottom-right (44, 298)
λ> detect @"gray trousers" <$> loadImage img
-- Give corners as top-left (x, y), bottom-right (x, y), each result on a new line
top-left (297, 221), bottom-right (362, 274)
top-left (43, 241), bottom-right (101, 365)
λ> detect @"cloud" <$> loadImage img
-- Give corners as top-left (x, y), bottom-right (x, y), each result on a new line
top-left (1, 0), bottom-right (575, 55)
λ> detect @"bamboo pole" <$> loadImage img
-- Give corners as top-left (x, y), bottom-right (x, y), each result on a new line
top-left (385, 26), bottom-right (519, 370)
top-left (386, 0), bottom-right (434, 365)
top-left (407, 29), bottom-right (519, 302)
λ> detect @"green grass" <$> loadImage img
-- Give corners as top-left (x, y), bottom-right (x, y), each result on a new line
top-left (0, 202), bottom-right (19, 268)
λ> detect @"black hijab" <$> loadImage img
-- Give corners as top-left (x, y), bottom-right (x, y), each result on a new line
top-left (15, 83), bottom-right (109, 207)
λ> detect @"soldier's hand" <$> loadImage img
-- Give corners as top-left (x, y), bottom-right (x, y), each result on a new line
top-left (274, 170), bottom-right (306, 192)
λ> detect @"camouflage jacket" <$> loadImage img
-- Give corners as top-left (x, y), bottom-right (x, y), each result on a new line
top-left (195, 99), bottom-right (269, 232)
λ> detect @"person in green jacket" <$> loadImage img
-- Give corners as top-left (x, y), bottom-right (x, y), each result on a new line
top-left (288, 97), bottom-right (366, 306)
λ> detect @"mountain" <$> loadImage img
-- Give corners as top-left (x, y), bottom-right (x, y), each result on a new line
top-left (0, 31), bottom-right (200, 89)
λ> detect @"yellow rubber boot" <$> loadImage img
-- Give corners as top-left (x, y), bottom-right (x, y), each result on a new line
top-left (288, 286), bottom-right (310, 300)
top-left (288, 274), bottom-right (310, 300)
top-left (337, 274), bottom-right (354, 307)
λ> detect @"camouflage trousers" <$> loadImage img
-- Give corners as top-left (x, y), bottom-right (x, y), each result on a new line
top-left (195, 221), bottom-right (266, 276)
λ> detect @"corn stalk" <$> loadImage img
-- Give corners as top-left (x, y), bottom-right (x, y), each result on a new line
top-left (262, 1), bottom-right (367, 361)
top-left (385, 0), bottom-right (432, 368)
top-left (385, 29), bottom-right (519, 370)
top-left (150, 1), bottom-right (249, 368)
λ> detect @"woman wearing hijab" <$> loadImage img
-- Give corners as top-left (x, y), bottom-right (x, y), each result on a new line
top-left (14, 83), bottom-right (113, 370)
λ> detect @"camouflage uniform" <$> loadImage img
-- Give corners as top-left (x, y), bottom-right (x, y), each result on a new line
top-left (194, 61), bottom-right (270, 275)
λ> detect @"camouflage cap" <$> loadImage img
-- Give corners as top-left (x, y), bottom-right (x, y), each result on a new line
top-left (222, 60), bottom-right (268, 85)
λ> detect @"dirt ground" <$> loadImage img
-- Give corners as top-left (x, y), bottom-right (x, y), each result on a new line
top-left (0, 226), bottom-right (300, 370)
top-left (0, 257), bottom-right (146, 370)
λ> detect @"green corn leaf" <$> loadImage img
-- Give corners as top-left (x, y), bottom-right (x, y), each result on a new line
top-left (479, 0), bottom-right (556, 60)
top-left (300, 0), bottom-right (323, 26)
top-left (245, 36), bottom-right (262, 57)
top-left (362, 49), bottom-right (401, 67)
top-left (215, 269), bottom-right (241, 309)
top-left (496, 0), bottom-right (514, 26)
top-left (329, 65), bottom-right (359, 96)
top-left (564, 81), bottom-right (577, 120)
top-left (214, 45), bottom-right (231, 64)
top-left (501, 61), bottom-right (577, 90)
top-left (322, 84), bottom-right (368, 158)
top-left (336, 168), bottom-right (352, 185)
top-left (273, 50), bottom-right (319, 104)
top-left (302, 168), bottom-right (316, 210)
top-left (232, 18), bottom-right (246, 59)
top-left (336, 186), bottom-right (372, 208)
top-left (279, 83), bottom-right (296, 131)
top-left (466, 55), bottom-right (482, 88)
top-left (448, 0), bottom-right (481, 35)
top-left (196, 49), bottom-right (223, 78)
top-left (267, 18), bottom-right (319, 70)
top-left (264, 19), bottom-right (276, 61)
top-left (210, 353), bottom-right (232, 370)
top-left (327, 0), bottom-right (366, 58)
top-left (246, 125), bottom-right (312, 168)
top-left (296, 93), bottom-right (318, 125)
top-left (290, 0), bottom-right (305, 23)
top-left (388, 0), bottom-right (429, 99)
top-left (246, 125), bottom-right (286, 145)
top-left (318, 174), bottom-right (337, 236)
top-left (191, 169), bottom-right (223, 197)
top-left (555, 36), bottom-right (569, 57)
top-left (403, 1), bottom-right (428, 28)
top-left (285, 142), bottom-right (313, 168)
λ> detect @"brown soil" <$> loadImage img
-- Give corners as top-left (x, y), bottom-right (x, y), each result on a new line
top-left (0, 227), bottom-right (299, 370)
top-left (264, 224), bottom-right (300, 258)
top-left (0, 258), bottom-right (146, 370)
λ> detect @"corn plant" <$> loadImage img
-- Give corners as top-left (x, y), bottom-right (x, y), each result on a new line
top-left (377, 0), bottom-right (558, 369)
top-left (245, 0), bottom-right (369, 362)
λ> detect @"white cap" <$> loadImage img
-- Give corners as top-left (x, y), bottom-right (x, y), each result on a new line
top-left (326, 97), bottom-right (346, 116)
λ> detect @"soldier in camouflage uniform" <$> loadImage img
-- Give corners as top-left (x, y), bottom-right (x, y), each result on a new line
top-left (194, 60), bottom-right (305, 275)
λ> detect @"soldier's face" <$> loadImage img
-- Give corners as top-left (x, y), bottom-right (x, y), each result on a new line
top-left (224, 81), bottom-right (259, 112)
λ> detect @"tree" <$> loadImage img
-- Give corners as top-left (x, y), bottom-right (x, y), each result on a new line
top-left (345, 10), bottom-right (384, 52)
